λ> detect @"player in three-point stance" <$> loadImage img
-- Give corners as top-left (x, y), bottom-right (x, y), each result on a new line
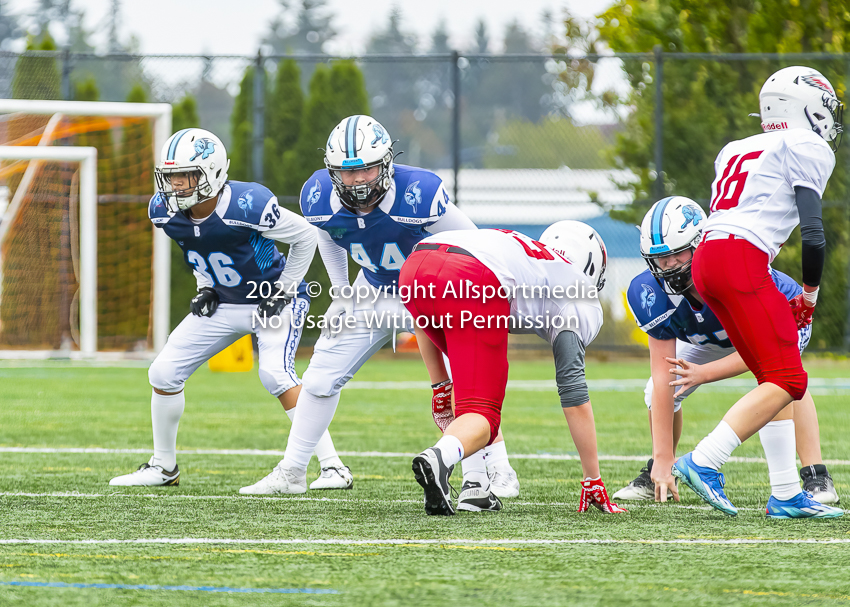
top-left (671, 66), bottom-right (844, 518)
top-left (110, 128), bottom-right (349, 490)
top-left (401, 223), bottom-right (627, 515)
top-left (612, 197), bottom-right (840, 509)
top-left (240, 115), bottom-right (520, 499)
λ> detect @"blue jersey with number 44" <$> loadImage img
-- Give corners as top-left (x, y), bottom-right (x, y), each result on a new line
top-left (300, 164), bottom-right (450, 288)
top-left (627, 268), bottom-right (802, 347)
top-left (149, 181), bottom-right (308, 305)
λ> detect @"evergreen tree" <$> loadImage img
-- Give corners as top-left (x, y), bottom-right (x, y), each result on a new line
top-left (265, 59), bottom-right (303, 195)
top-left (172, 95), bottom-right (200, 132)
top-left (472, 19), bottom-right (489, 54)
top-left (12, 33), bottom-right (60, 100)
top-left (263, 0), bottom-right (335, 55)
top-left (229, 66), bottom-right (268, 182)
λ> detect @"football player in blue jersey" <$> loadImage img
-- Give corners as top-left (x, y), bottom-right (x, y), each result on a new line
top-left (240, 115), bottom-right (519, 504)
top-left (611, 197), bottom-right (840, 516)
top-left (109, 128), bottom-right (350, 490)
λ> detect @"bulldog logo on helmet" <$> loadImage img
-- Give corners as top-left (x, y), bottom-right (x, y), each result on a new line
top-left (681, 205), bottom-right (702, 229)
top-left (190, 138), bottom-right (217, 161)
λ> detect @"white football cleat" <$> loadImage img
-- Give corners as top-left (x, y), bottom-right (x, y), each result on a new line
top-left (109, 461), bottom-right (179, 486)
top-left (309, 466), bottom-right (354, 490)
top-left (488, 466), bottom-right (520, 498)
top-left (457, 480), bottom-right (502, 512)
top-left (239, 463), bottom-right (307, 495)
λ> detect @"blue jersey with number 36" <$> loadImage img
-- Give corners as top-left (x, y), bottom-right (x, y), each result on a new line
top-left (627, 268), bottom-right (802, 347)
top-left (300, 164), bottom-right (450, 288)
top-left (149, 180), bottom-right (308, 305)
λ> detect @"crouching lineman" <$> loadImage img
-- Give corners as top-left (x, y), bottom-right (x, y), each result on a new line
top-left (400, 223), bottom-right (627, 516)
top-left (110, 128), bottom-right (350, 490)
top-left (239, 115), bottom-right (520, 495)
top-left (673, 66), bottom-right (844, 518)
top-left (612, 197), bottom-right (839, 509)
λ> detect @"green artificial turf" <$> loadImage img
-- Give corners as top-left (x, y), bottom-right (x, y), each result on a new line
top-left (1, 357), bottom-right (849, 606)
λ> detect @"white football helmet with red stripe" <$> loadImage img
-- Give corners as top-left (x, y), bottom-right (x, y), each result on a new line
top-left (539, 220), bottom-right (608, 291)
top-left (759, 66), bottom-right (843, 151)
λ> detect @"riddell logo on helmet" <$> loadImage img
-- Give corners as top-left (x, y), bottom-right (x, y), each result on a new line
top-left (164, 160), bottom-right (176, 165)
top-left (762, 121), bottom-right (788, 131)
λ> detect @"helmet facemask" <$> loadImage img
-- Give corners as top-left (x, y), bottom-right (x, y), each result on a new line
top-left (807, 94), bottom-right (844, 151)
top-left (326, 151), bottom-right (394, 211)
top-left (641, 236), bottom-right (700, 296)
top-left (155, 167), bottom-right (216, 213)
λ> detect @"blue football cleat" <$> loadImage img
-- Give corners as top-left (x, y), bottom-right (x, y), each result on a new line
top-left (672, 452), bottom-right (738, 516)
top-left (765, 492), bottom-right (844, 519)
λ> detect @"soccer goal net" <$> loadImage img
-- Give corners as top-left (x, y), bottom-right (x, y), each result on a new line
top-left (0, 100), bottom-right (172, 358)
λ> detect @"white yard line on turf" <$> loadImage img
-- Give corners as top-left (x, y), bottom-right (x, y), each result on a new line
top-left (2, 492), bottom-right (840, 515)
top-left (343, 378), bottom-right (850, 394)
top-left (3, 446), bottom-right (850, 466)
top-left (0, 537), bottom-right (848, 546)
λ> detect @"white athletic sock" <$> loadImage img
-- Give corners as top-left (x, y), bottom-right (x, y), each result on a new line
top-left (151, 390), bottom-right (185, 472)
top-left (434, 435), bottom-right (464, 467)
top-left (692, 421), bottom-right (741, 470)
top-left (484, 440), bottom-right (510, 471)
top-left (284, 408), bottom-right (344, 469)
top-left (281, 390), bottom-right (341, 473)
top-left (461, 450), bottom-right (489, 488)
top-left (759, 420), bottom-right (802, 500)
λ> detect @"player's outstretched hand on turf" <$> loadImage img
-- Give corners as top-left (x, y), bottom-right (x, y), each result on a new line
top-left (190, 287), bottom-right (219, 317)
top-left (577, 477), bottom-right (628, 513)
top-left (789, 293), bottom-right (815, 328)
top-left (666, 357), bottom-right (707, 397)
top-left (651, 457), bottom-right (680, 503)
top-left (257, 294), bottom-right (291, 319)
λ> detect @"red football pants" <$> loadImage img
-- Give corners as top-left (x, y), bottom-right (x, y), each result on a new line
top-left (692, 236), bottom-right (807, 400)
top-left (399, 246), bottom-right (510, 444)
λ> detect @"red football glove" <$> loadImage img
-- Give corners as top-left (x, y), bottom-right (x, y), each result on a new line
top-left (577, 477), bottom-right (628, 513)
top-left (789, 294), bottom-right (815, 329)
top-left (432, 380), bottom-right (455, 432)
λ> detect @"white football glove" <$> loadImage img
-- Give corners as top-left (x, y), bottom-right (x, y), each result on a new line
top-left (321, 296), bottom-right (355, 339)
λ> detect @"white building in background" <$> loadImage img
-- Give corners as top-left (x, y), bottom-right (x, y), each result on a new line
top-left (435, 167), bottom-right (646, 322)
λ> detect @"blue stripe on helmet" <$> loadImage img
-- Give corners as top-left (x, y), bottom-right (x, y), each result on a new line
top-left (345, 115), bottom-right (360, 159)
top-left (651, 196), bottom-right (674, 246)
top-left (167, 128), bottom-right (192, 160)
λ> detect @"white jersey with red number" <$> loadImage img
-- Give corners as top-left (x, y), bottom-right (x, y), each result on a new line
top-left (704, 129), bottom-right (835, 261)
top-left (419, 229), bottom-right (603, 346)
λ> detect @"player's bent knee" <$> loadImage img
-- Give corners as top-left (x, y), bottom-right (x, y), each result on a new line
top-left (765, 368), bottom-right (808, 402)
top-left (455, 400), bottom-right (501, 446)
top-left (148, 359), bottom-right (185, 393)
top-left (301, 368), bottom-right (343, 398)
top-left (258, 367), bottom-right (299, 398)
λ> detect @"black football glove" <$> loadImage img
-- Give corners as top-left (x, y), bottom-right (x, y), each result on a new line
top-left (190, 287), bottom-right (219, 317)
top-left (257, 294), bottom-right (292, 318)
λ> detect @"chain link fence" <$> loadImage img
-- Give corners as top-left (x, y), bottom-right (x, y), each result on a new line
top-left (0, 49), bottom-right (848, 353)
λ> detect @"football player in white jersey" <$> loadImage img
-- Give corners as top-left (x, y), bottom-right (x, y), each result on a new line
top-left (401, 223), bottom-right (627, 515)
top-left (613, 198), bottom-right (839, 509)
top-left (672, 66), bottom-right (844, 518)
top-left (110, 128), bottom-right (350, 489)
top-left (239, 115), bottom-right (520, 497)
